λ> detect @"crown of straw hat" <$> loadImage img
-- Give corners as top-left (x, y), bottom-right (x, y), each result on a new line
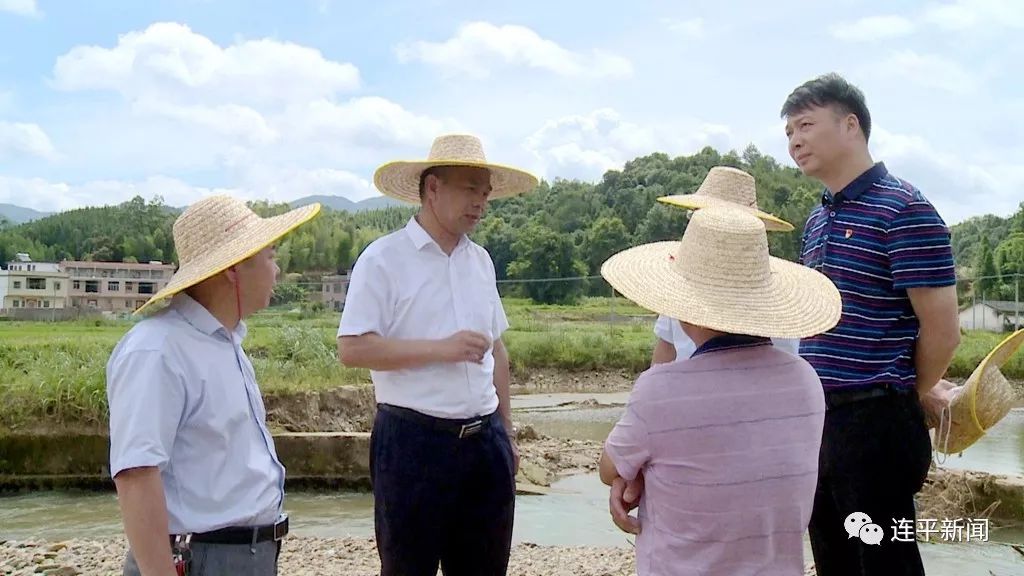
top-left (133, 195), bottom-right (321, 315)
top-left (373, 134), bottom-right (539, 204)
top-left (657, 166), bottom-right (794, 232)
top-left (935, 329), bottom-right (1023, 455)
top-left (600, 206), bottom-right (840, 338)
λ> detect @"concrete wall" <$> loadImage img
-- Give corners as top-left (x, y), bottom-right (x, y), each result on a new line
top-left (0, 432), bottom-right (372, 492)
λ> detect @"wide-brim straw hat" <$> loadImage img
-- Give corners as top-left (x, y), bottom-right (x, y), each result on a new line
top-left (657, 166), bottom-right (795, 232)
top-left (601, 206), bottom-right (841, 339)
top-left (936, 329), bottom-right (1023, 455)
top-left (134, 195), bottom-right (321, 315)
top-left (374, 134), bottom-right (539, 204)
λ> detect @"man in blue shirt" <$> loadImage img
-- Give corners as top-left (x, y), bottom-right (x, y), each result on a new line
top-left (781, 73), bottom-right (961, 576)
top-left (107, 196), bottom-right (319, 576)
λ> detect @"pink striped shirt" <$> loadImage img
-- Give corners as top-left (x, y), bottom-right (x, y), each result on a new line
top-left (605, 341), bottom-right (825, 575)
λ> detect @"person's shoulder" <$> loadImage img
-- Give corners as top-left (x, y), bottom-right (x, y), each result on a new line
top-left (108, 311), bottom-right (186, 374)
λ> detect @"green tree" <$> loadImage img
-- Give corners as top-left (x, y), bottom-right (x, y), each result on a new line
top-left (975, 236), bottom-right (999, 297)
top-left (994, 233), bottom-right (1024, 281)
top-left (270, 282), bottom-right (308, 306)
top-left (634, 204), bottom-right (689, 244)
top-left (507, 223), bottom-right (587, 304)
top-left (582, 216), bottom-right (631, 275)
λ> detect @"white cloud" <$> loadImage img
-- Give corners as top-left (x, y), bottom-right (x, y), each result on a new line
top-left (0, 122), bottom-right (57, 160)
top-left (830, 15), bottom-right (915, 42)
top-left (525, 108), bottom-right (733, 181)
top-left (395, 21), bottom-right (632, 79)
top-left (231, 165), bottom-right (377, 203)
top-left (39, 22), bottom-right (454, 201)
top-left (925, 0), bottom-right (1024, 31)
top-left (53, 22), bottom-right (360, 107)
top-left (876, 51), bottom-right (976, 94)
top-left (287, 97), bottom-right (458, 149)
top-left (0, 175), bottom-right (240, 213)
top-left (134, 101), bottom-right (278, 146)
top-left (0, 0), bottom-right (40, 17)
top-left (662, 17), bottom-right (706, 38)
top-left (873, 128), bottom-right (1024, 222)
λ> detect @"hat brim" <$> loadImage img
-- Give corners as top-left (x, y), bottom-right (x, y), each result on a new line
top-left (600, 241), bottom-right (841, 339)
top-left (133, 203), bottom-right (322, 316)
top-left (657, 195), bottom-right (795, 232)
top-left (939, 329), bottom-right (1024, 453)
top-left (374, 160), bottom-right (539, 204)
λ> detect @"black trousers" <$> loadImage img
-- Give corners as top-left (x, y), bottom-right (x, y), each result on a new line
top-left (370, 405), bottom-right (516, 576)
top-left (809, 390), bottom-right (933, 576)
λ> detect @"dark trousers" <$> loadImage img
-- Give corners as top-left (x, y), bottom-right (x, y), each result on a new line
top-left (809, 391), bottom-right (933, 576)
top-left (124, 540), bottom-right (279, 575)
top-left (371, 405), bottom-right (516, 576)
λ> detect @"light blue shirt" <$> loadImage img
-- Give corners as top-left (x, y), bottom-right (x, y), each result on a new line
top-left (106, 293), bottom-right (285, 534)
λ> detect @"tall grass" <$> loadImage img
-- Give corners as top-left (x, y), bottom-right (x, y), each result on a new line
top-left (0, 299), bottom-right (1020, 430)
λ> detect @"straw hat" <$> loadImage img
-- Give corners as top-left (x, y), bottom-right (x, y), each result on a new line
top-left (935, 329), bottom-right (1023, 455)
top-left (134, 196), bottom-right (321, 315)
top-left (601, 206), bottom-right (841, 339)
top-left (374, 134), bottom-right (539, 204)
top-left (657, 167), bottom-right (795, 232)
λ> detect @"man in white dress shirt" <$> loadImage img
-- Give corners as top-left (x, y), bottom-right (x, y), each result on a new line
top-left (338, 134), bottom-right (538, 576)
top-left (107, 196), bottom-right (320, 575)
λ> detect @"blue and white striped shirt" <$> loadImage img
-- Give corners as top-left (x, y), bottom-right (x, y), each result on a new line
top-left (799, 163), bottom-right (956, 391)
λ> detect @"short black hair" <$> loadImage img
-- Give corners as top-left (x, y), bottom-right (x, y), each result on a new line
top-left (780, 73), bottom-right (872, 141)
top-left (418, 166), bottom-right (452, 200)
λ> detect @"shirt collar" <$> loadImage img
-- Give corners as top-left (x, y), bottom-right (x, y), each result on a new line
top-left (691, 334), bottom-right (771, 358)
top-left (405, 216), bottom-right (469, 254)
top-left (821, 162), bottom-right (888, 207)
top-left (170, 293), bottom-right (247, 342)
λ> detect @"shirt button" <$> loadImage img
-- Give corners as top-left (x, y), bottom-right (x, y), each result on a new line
top-left (829, 211), bottom-right (836, 218)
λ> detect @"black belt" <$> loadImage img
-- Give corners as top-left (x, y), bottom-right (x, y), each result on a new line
top-left (824, 383), bottom-right (913, 411)
top-left (172, 514), bottom-right (289, 546)
top-left (377, 403), bottom-right (494, 438)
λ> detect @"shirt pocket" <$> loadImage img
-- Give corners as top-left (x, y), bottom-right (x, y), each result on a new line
top-left (469, 293), bottom-right (496, 342)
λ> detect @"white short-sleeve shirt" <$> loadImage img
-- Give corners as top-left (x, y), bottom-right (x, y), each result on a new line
top-left (654, 315), bottom-right (800, 359)
top-left (338, 217), bottom-right (509, 419)
top-left (106, 294), bottom-right (285, 534)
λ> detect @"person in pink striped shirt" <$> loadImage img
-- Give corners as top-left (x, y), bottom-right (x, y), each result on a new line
top-left (598, 205), bottom-right (842, 575)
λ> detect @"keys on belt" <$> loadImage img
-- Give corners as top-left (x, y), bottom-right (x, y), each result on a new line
top-left (172, 534), bottom-right (191, 576)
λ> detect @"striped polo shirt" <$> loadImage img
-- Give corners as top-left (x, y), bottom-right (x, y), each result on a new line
top-left (798, 162), bottom-right (956, 392)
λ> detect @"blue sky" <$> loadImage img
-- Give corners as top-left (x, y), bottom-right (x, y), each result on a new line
top-left (0, 0), bottom-right (1021, 224)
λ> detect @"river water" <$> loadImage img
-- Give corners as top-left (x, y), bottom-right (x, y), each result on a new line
top-left (2, 396), bottom-right (1023, 575)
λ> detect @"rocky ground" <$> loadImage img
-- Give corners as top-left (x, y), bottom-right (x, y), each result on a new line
top-left (0, 536), bottom-right (643, 576)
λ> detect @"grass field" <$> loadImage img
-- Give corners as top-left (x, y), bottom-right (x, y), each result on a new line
top-left (0, 297), bottom-right (1021, 431)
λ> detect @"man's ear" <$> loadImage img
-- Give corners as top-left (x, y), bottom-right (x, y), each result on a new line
top-left (224, 266), bottom-right (239, 285)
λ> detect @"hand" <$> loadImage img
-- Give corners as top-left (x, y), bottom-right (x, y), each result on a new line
top-left (920, 379), bottom-right (959, 430)
top-left (441, 330), bottom-right (491, 364)
top-left (609, 471), bottom-right (644, 534)
top-left (508, 434), bottom-right (520, 476)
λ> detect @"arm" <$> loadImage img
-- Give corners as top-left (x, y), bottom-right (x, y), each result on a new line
top-left (493, 338), bottom-right (512, 430)
top-left (651, 338), bottom-right (676, 365)
top-left (908, 285), bottom-right (961, 396)
top-left (493, 338), bottom-right (519, 474)
top-left (114, 467), bottom-right (177, 576)
top-left (599, 449), bottom-right (619, 485)
top-left (338, 330), bottom-right (489, 371)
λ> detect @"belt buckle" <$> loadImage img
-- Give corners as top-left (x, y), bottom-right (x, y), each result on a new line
top-left (273, 514), bottom-right (289, 541)
top-left (459, 420), bottom-right (483, 438)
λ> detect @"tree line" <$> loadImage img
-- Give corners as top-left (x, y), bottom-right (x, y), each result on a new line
top-left (2, 145), bottom-right (1021, 305)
